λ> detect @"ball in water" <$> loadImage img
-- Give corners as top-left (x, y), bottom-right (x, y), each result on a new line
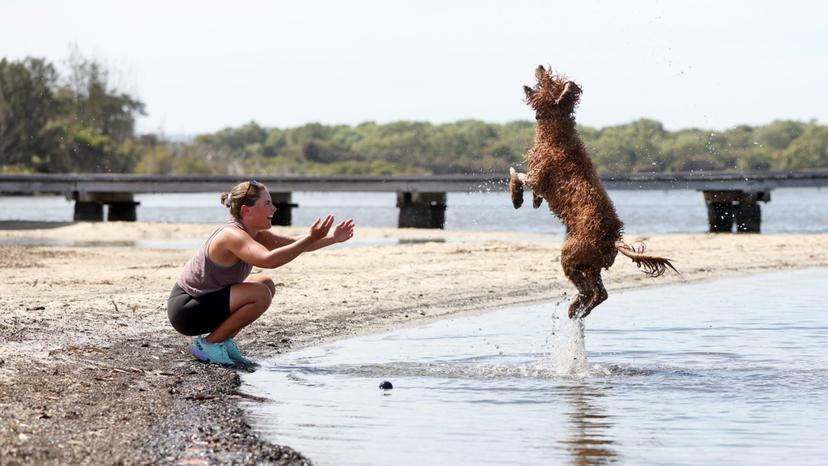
top-left (378, 380), bottom-right (393, 390)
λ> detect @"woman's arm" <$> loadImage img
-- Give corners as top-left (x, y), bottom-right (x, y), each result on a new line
top-left (220, 216), bottom-right (334, 269)
top-left (254, 230), bottom-right (297, 250)
top-left (255, 218), bottom-right (355, 252)
top-left (305, 218), bottom-right (355, 251)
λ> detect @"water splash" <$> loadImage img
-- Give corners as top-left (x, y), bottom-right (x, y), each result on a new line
top-left (551, 298), bottom-right (588, 376)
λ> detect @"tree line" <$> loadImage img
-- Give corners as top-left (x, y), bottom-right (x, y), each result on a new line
top-left (2, 55), bottom-right (827, 176)
top-left (0, 51), bottom-right (145, 173)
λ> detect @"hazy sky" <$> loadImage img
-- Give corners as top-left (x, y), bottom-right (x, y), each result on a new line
top-left (2, 0), bottom-right (826, 135)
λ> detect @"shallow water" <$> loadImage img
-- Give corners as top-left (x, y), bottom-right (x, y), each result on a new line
top-left (242, 268), bottom-right (828, 465)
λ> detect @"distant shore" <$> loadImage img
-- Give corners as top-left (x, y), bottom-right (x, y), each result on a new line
top-left (2, 223), bottom-right (828, 464)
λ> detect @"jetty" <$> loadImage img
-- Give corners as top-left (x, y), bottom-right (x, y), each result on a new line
top-left (2, 171), bottom-right (827, 232)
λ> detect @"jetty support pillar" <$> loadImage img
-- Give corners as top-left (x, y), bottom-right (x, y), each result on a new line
top-left (71, 192), bottom-right (140, 222)
top-left (703, 190), bottom-right (770, 233)
top-left (272, 192), bottom-right (298, 226)
top-left (397, 192), bottom-right (447, 229)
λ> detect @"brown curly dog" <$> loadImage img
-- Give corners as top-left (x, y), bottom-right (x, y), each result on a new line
top-left (510, 65), bottom-right (677, 319)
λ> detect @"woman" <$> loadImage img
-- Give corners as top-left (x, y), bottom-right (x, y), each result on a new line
top-left (167, 180), bottom-right (355, 367)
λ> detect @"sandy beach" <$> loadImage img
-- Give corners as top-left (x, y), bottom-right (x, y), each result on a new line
top-left (2, 222), bottom-right (827, 465)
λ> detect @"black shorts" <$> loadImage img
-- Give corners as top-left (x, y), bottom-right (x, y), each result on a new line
top-left (167, 283), bottom-right (232, 336)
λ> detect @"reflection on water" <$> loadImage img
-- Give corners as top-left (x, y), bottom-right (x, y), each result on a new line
top-left (552, 305), bottom-right (618, 465)
top-left (242, 268), bottom-right (828, 466)
top-left (561, 384), bottom-right (618, 466)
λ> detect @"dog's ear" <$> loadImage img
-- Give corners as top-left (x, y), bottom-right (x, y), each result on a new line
top-left (555, 81), bottom-right (582, 106)
top-left (523, 85), bottom-right (536, 100)
top-left (534, 65), bottom-right (546, 82)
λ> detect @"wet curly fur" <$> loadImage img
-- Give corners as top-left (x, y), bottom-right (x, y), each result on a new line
top-left (511, 66), bottom-right (677, 319)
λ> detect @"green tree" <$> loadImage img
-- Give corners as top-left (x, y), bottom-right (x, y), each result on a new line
top-left (585, 119), bottom-right (667, 173)
top-left (0, 57), bottom-right (60, 169)
top-left (186, 119), bottom-right (828, 175)
top-left (754, 120), bottom-right (806, 150)
top-left (775, 125), bottom-right (828, 170)
top-left (61, 48), bottom-right (145, 144)
top-left (67, 127), bottom-right (137, 172)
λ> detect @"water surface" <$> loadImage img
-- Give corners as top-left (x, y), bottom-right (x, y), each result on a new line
top-left (243, 268), bottom-right (828, 465)
top-left (2, 188), bottom-right (827, 233)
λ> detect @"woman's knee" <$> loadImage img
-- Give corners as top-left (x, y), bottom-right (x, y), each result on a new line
top-left (231, 282), bottom-right (273, 314)
top-left (261, 277), bottom-right (276, 297)
top-left (248, 274), bottom-right (276, 297)
top-left (253, 283), bottom-right (273, 310)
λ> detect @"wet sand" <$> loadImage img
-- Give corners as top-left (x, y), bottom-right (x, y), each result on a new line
top-left (2, 222), bottom-right (827, 464)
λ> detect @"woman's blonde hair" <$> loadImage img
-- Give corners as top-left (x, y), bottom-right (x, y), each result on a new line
top-left (220, 180), bottom-right (268, 220)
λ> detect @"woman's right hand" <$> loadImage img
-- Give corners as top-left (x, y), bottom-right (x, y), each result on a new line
top-left (309, 215), bottom-right (334, 241)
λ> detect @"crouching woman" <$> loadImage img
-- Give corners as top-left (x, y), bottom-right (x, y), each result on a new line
top-left (167, 180), bottom-right (355, 367)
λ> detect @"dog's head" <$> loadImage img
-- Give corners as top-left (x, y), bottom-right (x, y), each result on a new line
top-left (523, 65), bottom-right (582, 119)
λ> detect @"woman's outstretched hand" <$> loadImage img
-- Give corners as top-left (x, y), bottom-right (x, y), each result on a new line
top-left (309, 215), bottom-right (334, 241)
top-left (332, 218), bottom-right (355, 243)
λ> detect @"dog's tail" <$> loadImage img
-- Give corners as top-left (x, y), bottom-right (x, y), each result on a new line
top-left (509, 167), bottom-right (524, 209)
top-left (615, 240), bottom-right (678, 278)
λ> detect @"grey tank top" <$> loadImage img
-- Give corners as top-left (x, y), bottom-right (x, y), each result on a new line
top-left (176, 220), bottom-right (254, 297)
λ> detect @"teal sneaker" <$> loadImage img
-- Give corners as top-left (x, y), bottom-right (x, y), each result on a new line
top-left (225, 338), bottom-right (259, 368)
top-left (189, 336), bottom-right (235, 366)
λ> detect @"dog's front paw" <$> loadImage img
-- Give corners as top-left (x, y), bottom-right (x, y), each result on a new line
top-left (532, 194), bottom-right (543, 209)
top-left (509, 167), bottom-right (524, 209)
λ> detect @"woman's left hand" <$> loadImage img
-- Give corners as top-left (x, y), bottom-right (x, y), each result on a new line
top-left (332, 219), bottom-right (355, 243)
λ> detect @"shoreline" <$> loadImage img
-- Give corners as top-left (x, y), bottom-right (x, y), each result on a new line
top-left (2, 223), bottom-right (828, 464)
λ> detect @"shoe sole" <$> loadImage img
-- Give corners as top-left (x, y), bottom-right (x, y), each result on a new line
top-left (189, 344), bottom-right (209, 361)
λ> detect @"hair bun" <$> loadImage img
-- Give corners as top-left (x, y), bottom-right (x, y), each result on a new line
top-left (220, 192), bottom-right (232, 208)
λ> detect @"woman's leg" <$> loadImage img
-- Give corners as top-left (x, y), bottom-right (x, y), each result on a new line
top-left (205, 274), bottom-right (275, 343)
top-left (245, 273), bottom-right (276, 297)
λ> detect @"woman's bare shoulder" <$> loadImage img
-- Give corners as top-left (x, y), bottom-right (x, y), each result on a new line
top-left (212, 225), bottom-right (253, 248)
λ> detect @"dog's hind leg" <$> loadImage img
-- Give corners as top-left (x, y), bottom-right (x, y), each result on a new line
top-left (565, 267), bottom-right (596, 319)
top-left (578, 270), bottom-right (607, 319)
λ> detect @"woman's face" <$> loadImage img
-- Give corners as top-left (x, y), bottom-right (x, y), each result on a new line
top-left (243, 188), bottom-right (277, 229)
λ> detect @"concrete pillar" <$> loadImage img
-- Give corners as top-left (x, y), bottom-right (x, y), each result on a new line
top-left (72, 192), bottom-right (140, 222)
top-left (735, 200), bottom-right (761, 233)
top-left (703, 191), bottom-right (769, 234)
top-left (271, 192), bottom-right (297, 226)
top-left (706, 202), bottom-right (735, 232)
top-left (735, 192), bottom-right (769, 233)
top-left (397, 192), bottom-right (447, 229)
top-left (73, 201), bottom-right (104, 222)
top-left (108, 202), bottom-right (139, 221)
